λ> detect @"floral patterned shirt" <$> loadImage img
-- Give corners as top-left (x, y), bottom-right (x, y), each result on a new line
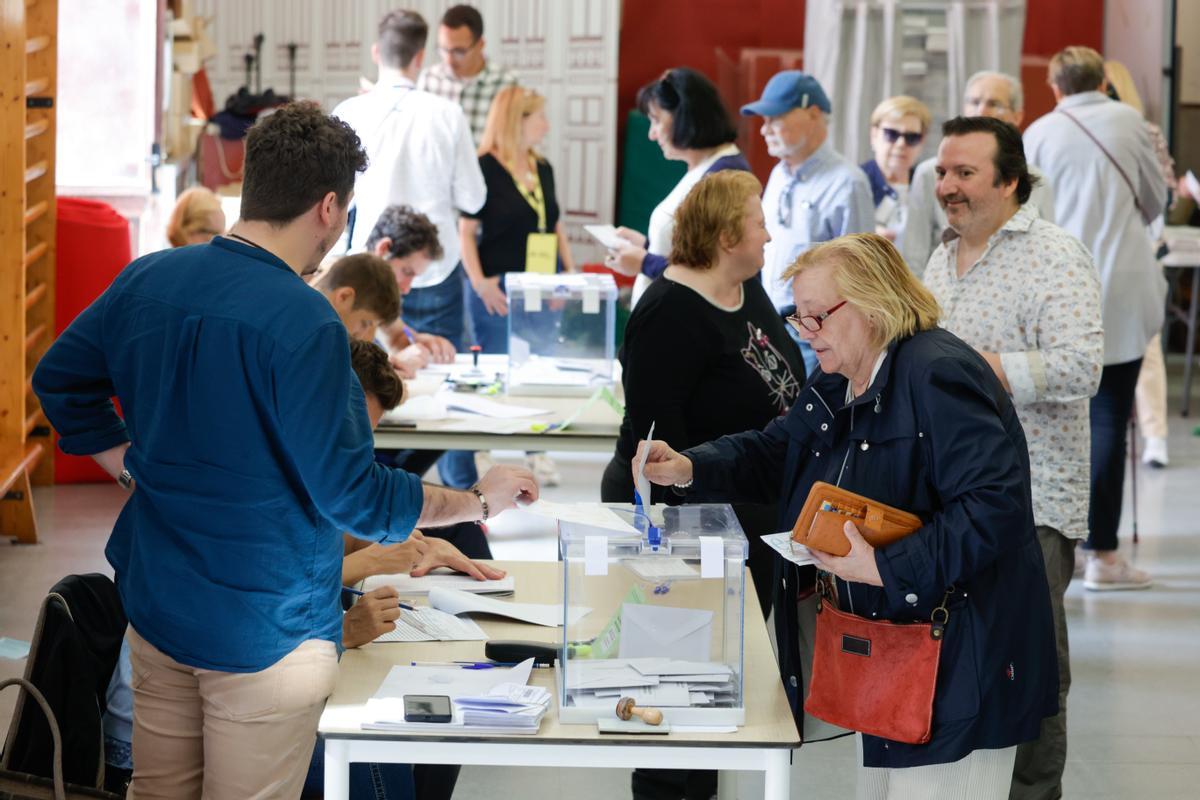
top-left (923, 202), bottom-right (1104, 538)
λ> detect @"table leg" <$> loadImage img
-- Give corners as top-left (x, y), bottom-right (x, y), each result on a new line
top-left (763, 748), bottom-right (791, 800)
top-left (323, 739), bottom-right (350, 800)
top-left (1183, 268), bottom-right (1199, 417)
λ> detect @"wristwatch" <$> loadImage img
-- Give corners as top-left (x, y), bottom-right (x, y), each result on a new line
top-left (117, 469), bottom-right (134, 491)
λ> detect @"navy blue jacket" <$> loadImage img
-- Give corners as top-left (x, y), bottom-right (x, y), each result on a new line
top-left (684, 328), bottom-right (1057, 767)
top-left (641, 152), bottom-right (754, 279)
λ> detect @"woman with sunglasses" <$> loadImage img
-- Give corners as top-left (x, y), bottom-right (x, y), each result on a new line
top-left (862, 96), bottom-right (930, 244)
top-left (637, 234), bottom-right (1058, 799)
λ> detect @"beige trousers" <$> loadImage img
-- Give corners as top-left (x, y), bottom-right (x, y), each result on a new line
top-left (1135, 334), bottom-right (1168, 439)
top-left (857, 737), bottom-right (1018, 800)
top-left (126, 625), bottom-right (338, 800)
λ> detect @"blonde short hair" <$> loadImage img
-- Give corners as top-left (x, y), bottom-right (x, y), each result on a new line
top-left (782, 234), bottom-right (940, 350)
top-left (1104, 60), bottom-right (1143, 116)
top-left (869, 95), bottom-right (931, 134)
top-left (478, 86), bottom-right (546, 171)
top-left (1049, 46), bottom-right (1105, 96)
top-left (669, 171), bottom-right (763, 270)
top-left (166, 187), bottom-right (223, 248)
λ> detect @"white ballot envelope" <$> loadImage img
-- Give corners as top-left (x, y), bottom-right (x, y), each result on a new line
top-left (617, 603), bottom-right (713, 662)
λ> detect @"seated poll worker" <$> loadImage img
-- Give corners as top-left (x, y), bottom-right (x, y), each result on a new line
top-left (32, 102), bottom-right (538, 799)
top-left (637, 234), bottom-right (1057, 799)
top-left (600, 170), bottom-right (803, 800)
top-left (315, 252), bottom-right (403, 343)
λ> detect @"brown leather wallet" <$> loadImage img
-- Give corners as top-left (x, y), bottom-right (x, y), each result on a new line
top-left (791, 481), bottom-right (923, 556)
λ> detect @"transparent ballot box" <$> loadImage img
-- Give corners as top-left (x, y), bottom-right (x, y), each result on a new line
top-left (557, 504), bottom-right (749, 726)
top-left (504, 272), bottom-right (617, 396)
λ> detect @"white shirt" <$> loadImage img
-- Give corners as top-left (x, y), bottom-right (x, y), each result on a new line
top-left (631, 144), bottom-right (742, 306)
top-left (902, 158), bottom-right (1056, 277)
top-left (924, 203), bottom-right (1104, 538)
top-left (332, 80), bottom-right (486, 289)
top-left (1023, 91), bottom-right (1167, 364)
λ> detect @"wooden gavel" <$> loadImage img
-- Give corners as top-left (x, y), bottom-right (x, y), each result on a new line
top-left (615, 696), bottom-right (663, 726)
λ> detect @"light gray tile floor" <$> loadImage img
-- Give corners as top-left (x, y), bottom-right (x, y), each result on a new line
top-left (3, 406), bottom-right (1199, 798)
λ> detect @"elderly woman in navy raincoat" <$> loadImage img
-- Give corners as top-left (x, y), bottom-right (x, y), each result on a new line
top-left (639, 233), bottom-right (1057, 799)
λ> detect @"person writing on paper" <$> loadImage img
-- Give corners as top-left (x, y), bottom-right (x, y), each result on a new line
top-left (605, 68), bottom-right (751, 305)
top-left (315, 253), bottom-right (403, 343)
top-left (637, 234), bottom-right (1057, 798)
top-left (600, 170), bottom-right (803, 800)
top-left (460, 86), bottom-right (576, 353)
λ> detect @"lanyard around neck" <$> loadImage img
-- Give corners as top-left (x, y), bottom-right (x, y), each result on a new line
top-left (511, 157), bottom-right (547, 232)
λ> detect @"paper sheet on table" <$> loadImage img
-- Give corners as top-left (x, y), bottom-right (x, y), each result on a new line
top-left (436, 418), bottom-right (537, 434)
top-left (618, 603), bottom-right (713, 661)
top-left (374, 606), bottom-right (488, 642)
top-left (761, 532), bottom-right (819, 566)
top-left (633, 421), bottom-right (655, 507)
top-left (382, 394), bottom-right (449, 423)
top-left (520, 499), bottom-right (641, 535)
top-left (361, 570), bottom-right (514, 595)
top-left (584, 223), bottom-right (625, 250)
top-left (428, 587), bottom-right (589, 627)
top-left (443, 393), bottom-right (552, 419)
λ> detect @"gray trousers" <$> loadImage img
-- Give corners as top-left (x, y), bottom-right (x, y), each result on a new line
top-left (1009, 525), bottom-right (1074, 800)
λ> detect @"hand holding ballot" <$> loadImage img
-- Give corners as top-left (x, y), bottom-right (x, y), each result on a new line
top-left (602, 227), bottom-right (649, 278)
top-left (634, 439), bottom-right (694, 489)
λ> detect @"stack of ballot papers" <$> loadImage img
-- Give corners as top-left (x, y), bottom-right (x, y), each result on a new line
top-left (454, 682), bottom-right (551, 730)
top-left (364, 659), bottom-right (548, 734)
top-left (374, 606), bottom-right (487, 643)
top-left (564, 659), bottom-right (737, 710)
top-left (362, 569), bottom-right (515, 595)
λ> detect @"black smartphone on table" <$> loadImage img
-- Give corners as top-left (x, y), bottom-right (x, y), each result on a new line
top-left (403, 694), bottom-right (452, 723)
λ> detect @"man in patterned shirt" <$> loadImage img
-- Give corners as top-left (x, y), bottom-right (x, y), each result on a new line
top-left (417, 4), bottom-right (518, 146)
top-left (922, 116), bottom-right (1103, 800)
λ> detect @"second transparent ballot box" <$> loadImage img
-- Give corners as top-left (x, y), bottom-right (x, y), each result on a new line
top-left (557, 504), bottom-right (749, 726)
top-left (503, 272), bottom-right (617, 396)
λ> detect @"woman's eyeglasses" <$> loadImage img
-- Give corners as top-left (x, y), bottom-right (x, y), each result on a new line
top-left (879, 127), bottom-right (923, 147)
top-left (786, 300), bottom-right (848, 333)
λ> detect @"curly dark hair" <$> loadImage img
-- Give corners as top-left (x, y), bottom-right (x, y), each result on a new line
top-left (241, 102), bottom-right (368, 224)
top-left (349, 339), bottom-right (404, 412)
top-left (365, 205), bottom-right (444, 261)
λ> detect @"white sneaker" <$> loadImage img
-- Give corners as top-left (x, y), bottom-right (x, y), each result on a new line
top-left (1142, 437), bottom-right (1169, 468)
top-left (526, 452), bottom-right (561, 487)
top-left (1083, 554), bottom-right (1152, 591)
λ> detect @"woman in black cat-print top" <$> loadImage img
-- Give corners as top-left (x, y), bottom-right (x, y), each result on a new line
top-left (600, 170), bottom-right (805, 618)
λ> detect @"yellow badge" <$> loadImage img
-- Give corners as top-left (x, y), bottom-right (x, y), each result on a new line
top-left (525, 232), bottom-right (558, 274)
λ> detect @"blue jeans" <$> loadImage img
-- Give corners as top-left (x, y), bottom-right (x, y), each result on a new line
top-left (400, 264), bottom-right (476, 488)
top-left (467, 286), bottom-right (509, 354)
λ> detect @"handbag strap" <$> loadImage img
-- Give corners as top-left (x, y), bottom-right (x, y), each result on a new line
top-left (1057, 108), bottom-right (1145, 217)
top-left (0, 677), bottom-right (66, 800)
top-left (817, 573), bottom-right (955, 640)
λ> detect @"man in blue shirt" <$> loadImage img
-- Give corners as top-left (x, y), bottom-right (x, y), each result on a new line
top-left (33, 102), bottom-right (537, 799)
top-left (741, 71), bottom-right (874, 374)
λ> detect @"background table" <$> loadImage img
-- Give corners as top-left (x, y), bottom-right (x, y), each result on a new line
top-left (373, 355), bottom-right (623, 452)
top-left (319, 561), bottom-right (801, 799)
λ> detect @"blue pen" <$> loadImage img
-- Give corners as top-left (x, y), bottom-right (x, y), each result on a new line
top-left (341, 586), bottom-right (417, 611)
top-left (410, 660), bottom-right (516, 670)
top-left (402, 324), bottom-right (418, 343)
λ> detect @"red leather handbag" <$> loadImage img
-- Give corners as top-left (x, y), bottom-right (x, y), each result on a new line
top-left (804, 575), bottom-right (953, 745)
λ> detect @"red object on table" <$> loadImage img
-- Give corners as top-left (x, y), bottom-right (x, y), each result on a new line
top-left (582, 262), bottom-right (636, 290)
top-left (54, 197), bottom-right (132, 483)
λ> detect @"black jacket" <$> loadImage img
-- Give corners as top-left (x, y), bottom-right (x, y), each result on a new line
top-left (2, 574), bottom-right (126, 787)
top-left (684, 327), bottom-right (1058, 768)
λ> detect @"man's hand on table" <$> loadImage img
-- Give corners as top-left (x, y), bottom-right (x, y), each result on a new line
top-left (342, 586), bottom-right (402, 649)
top-left (410, 537), bottom-right (507, 581)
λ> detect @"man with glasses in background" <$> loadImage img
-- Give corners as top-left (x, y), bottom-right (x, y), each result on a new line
top-left (741, 71), bottom-right (873, 374)
top-left (902, 70), bottom-right (1057, 275)
top-left (418, 4), bottom-right (518, 146)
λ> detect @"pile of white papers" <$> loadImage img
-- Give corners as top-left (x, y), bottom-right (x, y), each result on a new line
top-left (364, 659), bottom-right (548, 734)
top-left (455, 682), bottom-right (551, 730)
top-left (564, 658), bottom-right (737, 711)
top-left (362, 570), bottom-right (515, 596)
top-left (374, 606), bottom-right (487, 643)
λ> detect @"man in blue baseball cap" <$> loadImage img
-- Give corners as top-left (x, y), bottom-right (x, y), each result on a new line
top-left (742, 70), bottom-right (873, 374)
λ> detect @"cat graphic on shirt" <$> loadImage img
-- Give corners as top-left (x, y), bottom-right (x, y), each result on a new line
top-left (740, 322), bottom-right (801, 413)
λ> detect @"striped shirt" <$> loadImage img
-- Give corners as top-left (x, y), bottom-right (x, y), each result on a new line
top-left (417, 60), bottom-right (518, 145)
